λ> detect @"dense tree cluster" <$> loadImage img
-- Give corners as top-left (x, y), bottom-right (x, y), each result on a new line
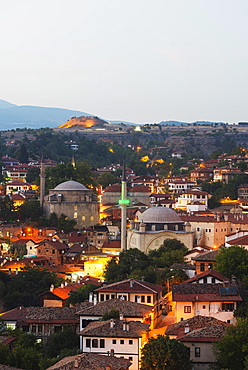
top-left (140, 335), bottom-right (192, 370)
top-left (0, 328), bottom-right (79, 370)
top-left (104, 239), bottom-right (189, 286)
top-left (0, 266), bottom-right (61, 310)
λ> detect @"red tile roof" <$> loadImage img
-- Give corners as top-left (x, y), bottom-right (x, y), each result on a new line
top-left (95, 278), bottom-right (164, 294)
top-left (184, 269), bottom-right (230, 283)
top-left (172, 283), bottom-right (242, 302)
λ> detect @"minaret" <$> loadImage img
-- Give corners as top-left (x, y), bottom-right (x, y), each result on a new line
top-left (39, 153), bottom-right (46, 210)
top-left (71, 154), bottom-right (76, 169)
top-left (119, 159), bottom-right (129, 250)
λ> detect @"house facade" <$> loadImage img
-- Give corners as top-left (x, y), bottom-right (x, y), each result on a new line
top-left (79, 319), bottom-right (150, 370)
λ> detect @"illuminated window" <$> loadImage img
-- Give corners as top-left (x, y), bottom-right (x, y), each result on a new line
top-left (74, 212), bottom-right (77, 219)
top-left (184, 306), bottom-right (191, 313)
top-left (195, 347), bottom-right (200, 357)
top-left (74, 206), bottom-right (77, 211)
top-left (90, 216), bottom-right (94, 221)
top-left (82, 216), bottom-right (86, 221)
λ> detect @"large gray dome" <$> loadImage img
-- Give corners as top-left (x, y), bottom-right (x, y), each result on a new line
top-left (53, 180), bottom-right (89, 191)
top-left (138, 206), bottom-right (183, 224)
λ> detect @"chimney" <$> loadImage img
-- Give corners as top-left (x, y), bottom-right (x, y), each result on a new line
top-left (184, 324), bottom-right (190, 333)
top-left (93, 294), bottom-right (97, 305)
top-left (110, 349), bottom-right (114, 357)
top-left (126, 322), bottom-right (129, 331)
top-left (50, 284), bottom-right (54, 292)
top-left (89, 292), bottom-right (93, 303)
top-left (130, 279), bottom-right (133, 288)
top-left (123, 322), bottom-right (126, 331)
top-left (120, 313), bottom-right (124, 320)
top-left (110, 319), bottom-right (115, 329)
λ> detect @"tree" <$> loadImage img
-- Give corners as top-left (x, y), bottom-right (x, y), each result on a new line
top-left (140, 335), bottom-right (191, 370)
top-left (101, 308), bottom-right (120, 320)
top-left (44, 327), bottom-right (79, 358)
top-left (17, 200), bottom-right (43, 222)
top-left (215, 246), bottom-right (248, 280)
top-left (97, 172), bottom-right (119, 188)
top-left (3, 266), bottom-right (60, 310)
top-left (65, 284), bottom-right (98, 306)
top-left (15, 143), bottom-right (29, 164)
top-left (213, 318), bottom-right (248, 370)
top-left (149, 239), bottom-right (188, 268)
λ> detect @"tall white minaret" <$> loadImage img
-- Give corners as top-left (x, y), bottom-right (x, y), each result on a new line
top-left (39, 154), bottom-right (45, 210)
top-left (119, 159), bottom-right (129, 250)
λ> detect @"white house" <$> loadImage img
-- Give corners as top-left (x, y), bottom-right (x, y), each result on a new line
top-left (79, 319), bottom-right (150, 370)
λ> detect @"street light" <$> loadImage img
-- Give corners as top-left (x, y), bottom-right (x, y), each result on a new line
top-left (167, 275), bottom-right (174, 292)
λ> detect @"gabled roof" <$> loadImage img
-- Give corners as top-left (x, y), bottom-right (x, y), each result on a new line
top-left (79, 319), bottom-right (150, 338)
top-left (102, 240), bottom-right (121, 249)
top-left (166, 315), bottom-right (229, 337)
top-left (178, 326), bottom-right (228, 342)
top-left (76, 298), bottom-right (152, 318)
top-left (172, 283), bottom-right (242, 302)
top-left (95, 278), bottom-right (164, 294)
top-left (37, 240), bottom-right (69, 250)
top-left (39, 283), bottom-right (83, 300)
top-left (184, 269), bottom-right (230, 283)
top-left (0, 306), bottom-right (79, 324)
top-left (192, 249), bottom-right (219, 261)
top-left (226, 235), bottom-right (248, 246)
top-left (46, 353), bottom-right (131, 370)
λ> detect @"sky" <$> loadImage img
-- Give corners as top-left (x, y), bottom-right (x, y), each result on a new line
top-left (1, 0), bottom-right (248, 124)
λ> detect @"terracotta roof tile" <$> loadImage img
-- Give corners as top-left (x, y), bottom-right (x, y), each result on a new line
top-left (95, 278), bottom-right (164, 294)
top-left (184, 269), bottom-right (230, 283)
top-left (46, 352), bottom-right (131, 370)
top-left (166, 315), bottom-right (229, 337)
top-left (178, 325), bottom-right (228, 342)
top-left (79, 319), bottom-right (150, 338)
top-left (172, 283), bottom-right (242, 302)
top-left (76, 298), bottom-right (152, 317)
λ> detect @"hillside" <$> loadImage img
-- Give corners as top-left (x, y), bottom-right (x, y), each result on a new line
top-left (57, 116), bottom-right (108, 129)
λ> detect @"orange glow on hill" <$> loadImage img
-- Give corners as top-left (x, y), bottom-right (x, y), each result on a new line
top-left (57, 116), bottom-right (108, 129)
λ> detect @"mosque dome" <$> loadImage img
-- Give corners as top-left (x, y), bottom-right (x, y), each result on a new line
top-left (53, 180), bottom-right (89, 191)
top-left (138, 206), bottom-right (183, 224)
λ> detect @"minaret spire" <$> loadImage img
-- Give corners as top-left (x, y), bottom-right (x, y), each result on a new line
top-left (119, 157), bottom-right (129, 250)
top-left (39, 153), bottom-right (46, 210)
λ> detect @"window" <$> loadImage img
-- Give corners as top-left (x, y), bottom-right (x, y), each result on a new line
top-left (141, 296), bottom-right (145, 303)
top-left (203, 277), bottom-right (207, 283)
top-left (222, 303), bottom-right (234, 311)
top-left (52, 249), bottom-right (55, 254)
top-left (82, 216), bottom-right (86, 221)
top-left (54, 326), bottom-right (62, 333)
top-left (100, 339), bottom-right (105, 348)
top-left (38, 325), bottom-right (42, 333)
top-left (74, 206), bottom-right (77, 211)
top-left (129, 357), bottom-right (133, 360)
top-left (209, 229), bottom-right (211, 232)
top-left (6, 323), bottom-right (16, 330)
top-left (184, 306), bottom-right (191, 313)
top-left (100, 294), bottom-right (104, 301)
top-left (92, 339), bottom-right (98, 348)
top-left (129, 340), bottom-right (133, 345)
top-left (195, 347), bottom-right (201, 357)
top-left (212, 278), bottom-right (216, 283)
top-left (200, 263), bottom-right (205, 272)
top-left (90, 216), bottom-right (94, 221)
top-left (203, 305), bottom-right (206, 309)
top-left (111, 294), bottom-right (115, 299)
top-left (73, 212), bottom-right (77, 219)
top-left (31, 325), bottom-right (36, 333)
top-left (112, 339), bottom-right (116, 344)
top-left (147, 296), bottom-right (151, 303)
top-left (106, 294), bottom-right (109, 300)
top-left (86, 339), bottom-right (91, 347)
top-left (120, 340), bottom-right (124, 345)
top-left (197, 227), bottom-right (200, 232)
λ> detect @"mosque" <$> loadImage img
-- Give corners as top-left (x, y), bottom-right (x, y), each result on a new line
top-left (42, 180), bottom-right (99, 229)
top-left (127, 206), bottom-right (193, 253)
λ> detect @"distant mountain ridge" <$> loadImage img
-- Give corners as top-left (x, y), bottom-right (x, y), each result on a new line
top-left (0, 99), bottom-right (226, 130)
